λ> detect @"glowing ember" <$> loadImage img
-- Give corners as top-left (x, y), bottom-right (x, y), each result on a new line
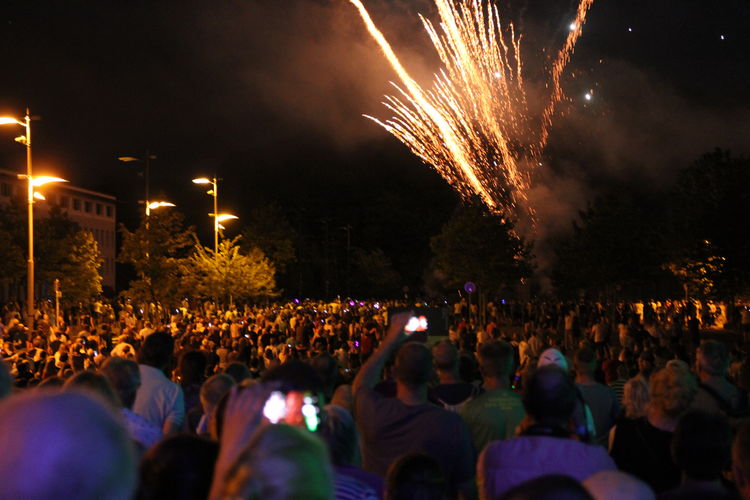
top-left (349, 0), bottom-right (595, 224)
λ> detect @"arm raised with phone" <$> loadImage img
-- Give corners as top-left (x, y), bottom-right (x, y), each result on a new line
top-left (352, 311), bottom-right (412, 396)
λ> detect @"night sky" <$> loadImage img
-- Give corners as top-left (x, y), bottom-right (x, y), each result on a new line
top-left (0, 0), bottom-right (748, 291)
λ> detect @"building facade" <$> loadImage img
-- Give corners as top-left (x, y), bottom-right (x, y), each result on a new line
top-left (0, 168), bottom-right (116, 295)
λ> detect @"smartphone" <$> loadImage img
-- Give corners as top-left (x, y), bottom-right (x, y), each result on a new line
top-left (404, 315), bottom-right (428, 334)
top-left (262, 390), bottom-right (321, 432)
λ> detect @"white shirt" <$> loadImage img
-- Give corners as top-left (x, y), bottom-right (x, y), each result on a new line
top-left (133, 364), bottom-right (185, 435)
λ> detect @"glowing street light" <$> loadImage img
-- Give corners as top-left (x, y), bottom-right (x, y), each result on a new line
top-left (0, 109), bottom-right (67, 325)
top-left (191, 176), bottom-right (237, 252)
top-left (145, 200), bottom-right (175, 217)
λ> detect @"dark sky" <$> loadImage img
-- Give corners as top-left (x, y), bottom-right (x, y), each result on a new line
top-left (0, 0), bottom-right (748, 286)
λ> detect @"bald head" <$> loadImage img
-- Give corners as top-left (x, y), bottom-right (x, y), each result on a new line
top-left (0, 391), bottom-right (136, 500)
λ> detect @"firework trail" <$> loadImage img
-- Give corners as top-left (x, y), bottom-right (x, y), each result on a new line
top-left (349, 0), bottom-right (594, 223)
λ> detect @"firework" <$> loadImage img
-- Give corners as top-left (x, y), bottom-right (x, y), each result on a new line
top-left (350, 0), bottom-right (594, 223)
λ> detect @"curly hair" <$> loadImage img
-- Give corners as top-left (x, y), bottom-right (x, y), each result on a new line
top-left (648, 364), bottom-right (697, 419)
top-left (622, 378), bottom-right (650, 419)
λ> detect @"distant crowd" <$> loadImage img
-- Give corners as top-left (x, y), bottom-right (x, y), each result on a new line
top-left (1, 297), bottom-right (750, 499)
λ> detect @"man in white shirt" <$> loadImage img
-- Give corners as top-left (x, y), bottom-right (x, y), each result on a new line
top-left (132, 331), bottom-right (185, 435)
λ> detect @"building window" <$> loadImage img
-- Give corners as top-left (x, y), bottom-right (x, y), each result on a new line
top-left (84, 201), bottom-right (92, 213)
top-left (0, 182), bottom-right (10, 197)
top-left (106, 205), bottom-right (113, 218)
top-left (73, 198), bottom-right (81, 211)
top-left (60, 196), bottom-right (70, 208)
top-left (96, 203), bottom-right (102, 215)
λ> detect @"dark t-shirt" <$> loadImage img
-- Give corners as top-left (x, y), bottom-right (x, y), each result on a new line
top-left (610, 417), bottom-right (680, 493)
top-left (354, 386), bottom-right (475, 495)
top-left (430, 382), bottom-right (478, 407)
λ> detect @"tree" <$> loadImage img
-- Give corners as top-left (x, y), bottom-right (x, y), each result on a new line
top-left (350, 247), bottom-right (401, 297)
top-left (430, 203), bottom-right (533, 296)
top-left (32, 207), bottom-right (103, 305)
top-left (180, 236), bottom-right (277, 305)
top-left (118, 209), bottom-right (195, 310)
top-left (240, 204), bottom-right (297, 272)
top-left (667, 149), bottom-right (750, 298)
top-left (551, 191), bottom-right (676, 299)
top-left (49, 231), bottom-right (103, 305)
top-left (0, 205), bottom-right (25, 283)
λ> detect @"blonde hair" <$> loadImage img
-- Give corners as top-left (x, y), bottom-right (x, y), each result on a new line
top-left (622, 378), bottom-right (650, 419)
top-left (648, 364), bottom-right (697, 419)
top-left (222, 424), bottom-right (332, 500)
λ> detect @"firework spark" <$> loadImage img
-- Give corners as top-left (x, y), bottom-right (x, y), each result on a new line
top-left (350, 0), bottom-right (594, 223)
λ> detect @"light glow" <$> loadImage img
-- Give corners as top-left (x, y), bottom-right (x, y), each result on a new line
top-left (31, 176), bottom-right (67, 187)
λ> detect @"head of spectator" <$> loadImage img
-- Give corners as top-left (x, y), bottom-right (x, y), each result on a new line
top-left (63, 370), bottom-right (119, 408)
top-left (310, 352), bottom-right (339, 400)
top-left (672, 410), bottom-right (731, 483)
top-left (648, 364), bottom-right (697, 429)
top-left (201, 373), bottom-right (236, 434)
top-left (583, 470), bottom-right (655, 500)
top-left (100, 356), bottom-right (141, 409)
top-left (0, 391), bottom-right (136, 500)
top-left (224, 361), bottom-right (252, 384)
top-left (696, 340), bottom-right (730, 380)
top-left (38, 375), bottom-right (64, 389)
top-left (733, 422), bottom-right (750, 500)
top-left (522, 365), bottom-right (577, 429)
top-left (638, 351), bottom-right (655, 380)
top-left (0, 359), bottom-right (12, 400)
top-left (432, 340), bottom-right (460, 383)
top-left (138, 434), bottom-right (219, 500)
top-left (137, 331), bottom-right (174, 372)
top-left (178, 349), bottom-right (207, 385)
top-left (385, 452), bottom-right (447, 500)
top-left (622, 377), bottom-right (649, 419)
top-left (574, 347), bottom-right (597, 382)
top-left (477, 340), bottom-right (514, 389)
top-left (538, 348), bottom-right (569, 373)
top-left (501, 474), bottom-right (593, 500)
top-left (394, 342), bottom-right (433, 394)
top-left (221, 423), bottom-right (332, 500)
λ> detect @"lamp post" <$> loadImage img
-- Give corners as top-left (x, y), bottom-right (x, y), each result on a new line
top-left (0, 109), bottom-right (67, 326)
top-left (118, 151), bottom-right (156, 210)
top-left (192, 177), bottom-right (237, 252)
top-left (145, 201), bottom-right (175, 217)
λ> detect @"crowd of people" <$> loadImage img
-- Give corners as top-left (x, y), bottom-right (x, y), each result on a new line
top-left (1, 297), bottom-right (750, 499)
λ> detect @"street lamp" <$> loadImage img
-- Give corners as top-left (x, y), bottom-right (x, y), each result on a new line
top-left (192, 176), bottom-right (237, 252)
top-left (0, 109), bottom-right (67, 325)
top-left (145, 201), bottom-right (175, 217)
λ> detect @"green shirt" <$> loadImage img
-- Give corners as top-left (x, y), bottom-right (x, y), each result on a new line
top-left (460, 388), bottom-right (525, 454)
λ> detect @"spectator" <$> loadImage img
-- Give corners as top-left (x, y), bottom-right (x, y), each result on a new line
top-left (0, 359), bottom-right (12, 400)
top-left (197, 373), bottom-right (236, 436)
top-left (501, 474), bottom-right (594, 500)
top-left (100, 356), bottom-right (163, 449)
top-left (224, 361), bottom-right (252, 384)
top-left (610, 364), bottom-right (697, 493)
top-left (138, 434), bottom-right (219, 500)
top-left (660, 410), bottom-right (735, 500)
top-left (353, 312), bottom-right (475, 499)
top-left (220, 424), bottom-right (333, 500)
top-left (693, 340), bottom-right (747, 416)
top-left (321, 404), bottom-right (381, 500)
top-left (574, 347), bottom-right (621, 446)
top-left (478, 365), bottom-right (616, 498)
top-left (431, 340), bottom-right (478, 411)
top-left (460, 340), bottom-right (524, 452)
top-left (385, 453), bottom-right (448, 500)
top-left (0, 391), bottom-right (136, 500)
top-left (133, 331), bottom-right (186, 435)
top-left (584, 470), bottom-right (655, 500)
